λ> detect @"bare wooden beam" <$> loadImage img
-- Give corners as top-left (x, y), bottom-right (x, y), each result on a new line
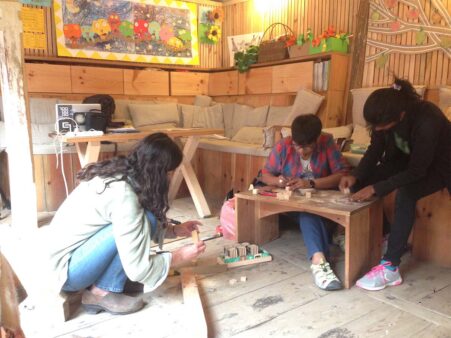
top-left (181, 269), bottom-right (208, 338)
top-left (344, 0), bottom-right (370, 124)
top-left (0, 1), bottom-right (37, 230)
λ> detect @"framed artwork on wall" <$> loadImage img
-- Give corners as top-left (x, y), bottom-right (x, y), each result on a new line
top-left (53, 0), bottom-right (199, 65)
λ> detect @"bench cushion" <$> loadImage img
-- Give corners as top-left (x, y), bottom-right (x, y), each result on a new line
top-left (198, 138), bottom-right (271, 157)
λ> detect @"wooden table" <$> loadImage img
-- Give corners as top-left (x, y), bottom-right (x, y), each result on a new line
top-left (62, 128), bottom-right (223, 218)
top-left (234, 190), bottom-right (383, 288)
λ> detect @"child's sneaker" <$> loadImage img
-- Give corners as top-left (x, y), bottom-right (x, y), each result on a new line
top-left (311, 259), bottom-right (343, 291)
top-left (356, 260), bottom-right (402, 291)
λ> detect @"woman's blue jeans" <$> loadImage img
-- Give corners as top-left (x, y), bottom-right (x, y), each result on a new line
top-left (298, 212), bottom-right (330, 260)
top-left (62, 211), bottom-right (157, 293)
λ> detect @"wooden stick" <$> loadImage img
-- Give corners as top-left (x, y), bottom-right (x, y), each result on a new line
top-left (191, 229), bottom-right (200, 243)
top-left (180, 269), bottom-right (207, 338)
top-left (191, 230), bottom-right (200, 265)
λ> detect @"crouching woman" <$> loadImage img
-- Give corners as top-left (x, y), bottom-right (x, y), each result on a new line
top-left (38, 133), bottom-right (205, 315)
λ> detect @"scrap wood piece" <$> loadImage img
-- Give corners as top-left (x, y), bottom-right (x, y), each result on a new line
top-left (180, 269), bottom-right (207, 338)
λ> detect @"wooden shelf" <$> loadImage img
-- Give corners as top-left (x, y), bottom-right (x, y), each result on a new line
top-left (25, 52), bottom-right (348, 74)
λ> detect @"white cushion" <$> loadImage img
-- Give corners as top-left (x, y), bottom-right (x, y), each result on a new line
top-left (266, 106), bottom-right (293, 126)
top-left (192, 104), bottom-right (224, 129)
top-left (114, 99), bottom-right (131, 121)
top-left (285, 89), bottom-right (324, 124)
top-left (198, 138), bottom-right (271, 157)
top-left (350, 124), bottom-right (371, 145)
top-left (263, 126), bottom-right (275, 148)
top-left (351, 85), bottom-right (426, 126)
top-left (128, 102), bottom-right (179, 128)
top-left (439, 86), bottom-right (451, 113)
top-left (222, 103), bottom-right (235, 138)
top-left (231, 104), bottom-right (269, 138)
top-left (179, 104), bottom-right (195, 128)
top-left (232, 126), bottom-right (264, 145)
top-left (322, 124), bottom-right (353, 140)
top-left (194, 95), bottom-right (213, 107)
top-left (180, 104), bottom-right (224, 129)
top-left (30, 98), bottom-right (59, 124)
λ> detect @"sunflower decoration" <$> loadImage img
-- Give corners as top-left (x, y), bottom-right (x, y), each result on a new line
top-left (208, 25), bottom-right (221, 43)
top-left (211, 8), bottom-right (224, 23)
top-left (199, 6), bottom-right (223, 44)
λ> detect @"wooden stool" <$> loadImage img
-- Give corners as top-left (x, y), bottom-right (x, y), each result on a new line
top-left (413, 189), bottom-right (451, 267)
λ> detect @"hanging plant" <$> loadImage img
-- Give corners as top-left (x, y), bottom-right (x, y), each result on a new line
top-left (234, 45), bottom-right (259, 73)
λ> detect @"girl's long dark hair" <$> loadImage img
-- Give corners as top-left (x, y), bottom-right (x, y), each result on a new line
top-left (363, 77), bottom-right (421, 128)
top-left (77, 133), bottom-right (183, 223)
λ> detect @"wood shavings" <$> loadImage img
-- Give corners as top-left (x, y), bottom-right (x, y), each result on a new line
top-left (229, 279), bottom-right (237, 285)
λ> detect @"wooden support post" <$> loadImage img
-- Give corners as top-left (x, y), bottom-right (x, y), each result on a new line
top-left (344, 0), bottom-right (370, 124)
top-left (180, 269), bottom-right (208, 338)
top-left (0, 1), bottom-right (37, 230)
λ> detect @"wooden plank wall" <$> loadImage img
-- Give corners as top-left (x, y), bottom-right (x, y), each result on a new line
top-left (24, 0), bottom-right (359, 70)
top-left (22, 0), bottom-right (448, 93)
top-left (221, 0), bottom-right (360, 67)
top-left (362, 0), bottom-right (451, 91)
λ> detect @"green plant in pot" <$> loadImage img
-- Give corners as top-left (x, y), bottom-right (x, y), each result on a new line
top-left (234, 45), bottom-right (259, 73)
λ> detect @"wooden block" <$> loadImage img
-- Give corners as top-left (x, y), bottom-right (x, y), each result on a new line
top-left (272, 62), bottom-right (314, 93)
top-left (171, 72), bottom-right (209, 96)
top-left (71, 66), bottom-right (124, 94)
top-left (191, 229), bottom-right (200, 243)
top-left (25, 63), bottom-right (72, 93)
top-left (124, 69), bottom-right (169, 96)
top-left (208, 71), bottom-right (238, 96)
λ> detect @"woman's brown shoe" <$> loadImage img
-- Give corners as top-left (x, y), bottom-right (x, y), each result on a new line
top-left (81, 290), bottom-right (144, 315)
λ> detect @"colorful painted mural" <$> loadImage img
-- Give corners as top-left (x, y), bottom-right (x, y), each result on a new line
top-left (54, 0), bottom-right (199, 65)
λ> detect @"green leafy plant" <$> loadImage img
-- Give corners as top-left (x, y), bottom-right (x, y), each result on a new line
top-left (234, 45), bottom-right (259, 73)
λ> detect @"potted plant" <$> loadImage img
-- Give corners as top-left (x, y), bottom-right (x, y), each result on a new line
top-left (234, 45), bottom-right (259, 73)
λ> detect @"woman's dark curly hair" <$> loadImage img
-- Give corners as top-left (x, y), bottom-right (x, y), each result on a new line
top-left (363, 77), bottom-right (421, 128)
top-left (77, 133), bottom-right (183, 223)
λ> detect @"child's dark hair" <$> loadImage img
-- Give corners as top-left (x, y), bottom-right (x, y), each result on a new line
top-left (291, 114), bottom-right (322, 145)
top-left (363, 77), bottom-right (421, 127)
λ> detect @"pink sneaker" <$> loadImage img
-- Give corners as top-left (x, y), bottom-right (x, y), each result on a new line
top-left (356, 261), bottom-right (402, 291)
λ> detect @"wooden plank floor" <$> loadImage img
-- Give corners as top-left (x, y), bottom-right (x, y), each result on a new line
top-left (1, 198), bottom-right (451, 338)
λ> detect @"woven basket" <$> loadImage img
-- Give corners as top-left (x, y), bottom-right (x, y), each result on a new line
top-left (257, 23), bottom-right (294, 63)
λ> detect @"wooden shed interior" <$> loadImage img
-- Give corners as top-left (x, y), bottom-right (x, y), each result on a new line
top-left (0, 0), bottom-right (450, 337)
